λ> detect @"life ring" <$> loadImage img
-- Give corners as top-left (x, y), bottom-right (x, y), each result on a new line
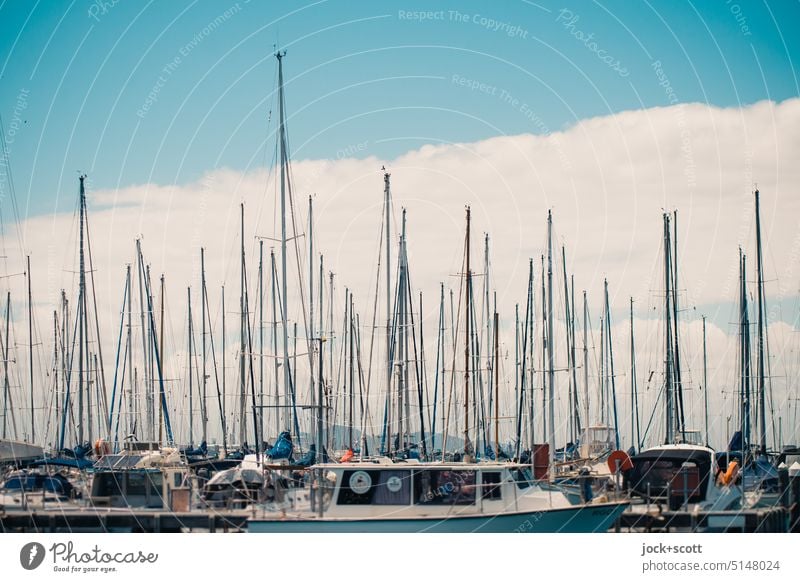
top-left (607, 450), bottom-right (633, 474)
top-left (386, 475), bottom-right (403, 493)
top-left (349, 471), bottom-right (372, 494)
top-left (93, 439), bottom-right (111, 457)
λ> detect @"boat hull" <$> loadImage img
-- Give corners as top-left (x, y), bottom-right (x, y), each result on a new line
top-left (247, 501), bottom-right (627, 533)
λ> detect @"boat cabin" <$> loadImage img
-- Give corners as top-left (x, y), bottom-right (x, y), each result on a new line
top-left (626, 445), bottom-right (715, 509)
top-left (90, 442), bottom-right (190, 510)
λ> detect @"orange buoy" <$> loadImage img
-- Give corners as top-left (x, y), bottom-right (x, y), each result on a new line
top-left (607, 449), bottom-right (633, 474)
top-left (93, 438), bottom-right (111, 457)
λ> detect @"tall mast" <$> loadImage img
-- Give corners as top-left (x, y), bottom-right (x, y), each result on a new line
top-left (276, 51), bottom-right (291, 433)
top-left (239, 203), bottom-right (247, 446)
top-left (431, 283), bottom-right (444, 452)
top-left (383, 171), bottom-right (392, 453)
top-left (126, 267), bottom-right (133, 437)
top-left (739, 249), bottom-right (751, 453)
top-left (221, 285), bottom-right (226, 445)
top-left (308, 196), bottom-right (314, 432)
top-left (514, 304), bottom-right (520, 456)
top-left (146, 267), bottom-right (153, 439)
top-left (53, 310), bottom-right (59, 438)
top-left (317, 254), bottom-right (324, 458)
top-left (494, 310), bottom-right (500, 460)
top-left (328, 271), bottom-right (334, 452)
top-left (348, 290), bottom-right (355, 450)
top-left (201, 248), bottom-right (207, 444)
top-left (540, 256), bottom-right (546, 441)
top-left (583, 291), bottom-right (589, 433)
top-left (546, 211), bottom-right (555, 465)
top-left (754, 189), bottom-right (768, 455)
top-left (527, 260), bottom-right (535, 453)
top-left (484, 234), bottom-right (492, 449)
top-left (464, 206), bottom-right (472, 457)
top-left (561, 246), bottom-right (573, 443)
top-left (702, 315), bottom-right (709, 447)
top-left (26, 254), bottom-right (34, 443)
top-left (158, 273), bottom-right (165, 444)
top-left (570, 275), bottom-right (580, 440)
top-left (2, 293), bottom-right (10, 439)
top-left (630, 297), bottom-right (640, 451)
top-left (188, 287), bottom-right (194, 446)
top-left (663, 213), bottom-right (674, 444)
top-left (672, 211), bottom-right (685, 441)
top-left (78, 176), bottom-right (87, 445)
top-left (135, 240), bottom-right (148, 440)
top-left (604, 279), bottom-right (620, 450)
top-left (403, 213), bottom-right (412, 451)
top-left (270, 250), bottom-right (279, 437)
top-left (257, 240), bottom-right (264, 445)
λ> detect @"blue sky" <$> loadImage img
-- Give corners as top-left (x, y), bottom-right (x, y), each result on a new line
top-left (1, 0), bottom-right (798, 219)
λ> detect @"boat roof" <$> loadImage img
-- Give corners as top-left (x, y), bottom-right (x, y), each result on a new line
top-left (309, 459), bottom-right (527, 471)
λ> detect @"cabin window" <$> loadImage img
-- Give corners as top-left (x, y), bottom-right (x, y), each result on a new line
top-left (413, 470), bottom-right (477, 505)
top-left (512, 468), bottom-right (532, 490)
top-left (481, 472), bottom-right (502, 500)
top-left (373, 470), bottom-right (411, 505)
top-left (3, 477), bottom-right (23, 490)
top-left (147, 473), bottom-right (163, 500)
top-left (126, 473), bottom-right (147, 496)
top-left (43, 477), bottom-right (67, 495)
top-left (94, 472), bottom-right (123, 496)
top-left (336, 470), bottom-right (412, 505)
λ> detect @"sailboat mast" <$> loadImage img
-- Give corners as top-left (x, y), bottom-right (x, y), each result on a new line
top-left (276, 51), bottom-right (291, 433)
top-left (672, 211), bottom-right (685, 440)
top-left (78, 176), bottom-right (87, 445)
top-left (464, 206), bottom-right (472, 457)
top-left (739, 249), bottom-right (751, 453)
top-left (188, 287), bottom-right (193, 446)
top-left (561, 246), bottom-right (572, 444)
top-left (383, 171), bottom-right (392, 454)
top-left (201, 248), bottom-right (207, 444)
top-left (308, 196), bottom-right (314, 430)
top-left (27, 254), bottom-right (34, 443)
top-left (239, 203), bottom-right (247, 446)
top-left (317, 254), bottom-right (324, 454)
top-left (570, 275), bottom-right (580, 440)
top-left (258, 240), bottom-right (264, 446)
top-left (702, 315), bottom-right (709, 447)
top-left (630, 297), bottom-right (640, 451)
top-left (546, 211), bottom-right (555, 465)
top-left (484, 235), bottom-right (492, 448)
top-left (221, 285), bottom-right (226, 444)
top-left (158, 274), bottom-right (165, 443)
top-left (754, 189), bottom-right (768, 455)
top-left (604, 280), bottom-right (620, 450)
top-left (126, 267), bottom-right (133, 437)
top-left (349, 291), bottom-right (355, 450)
top-left (270, 250), bottom-right (279, 437)
top-left (494, 310), bottom-right (500, 460)
top-left (663, 213), bottom-right (674, 444)
top-left (582, 291), bottom-right (589, 436)
top-left (2, 293), bottom-right (10, 440)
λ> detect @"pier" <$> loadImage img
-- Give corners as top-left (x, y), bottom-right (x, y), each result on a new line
top-left (0, 508), bottom-right (250, 533)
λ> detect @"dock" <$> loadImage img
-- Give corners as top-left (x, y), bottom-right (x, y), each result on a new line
top-left (0, 508), bottom-right (250, 533)
top-left (615, 506), bottom-right (793, 533)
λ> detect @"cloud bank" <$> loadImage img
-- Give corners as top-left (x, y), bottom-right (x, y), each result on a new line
top-left (2, 97), bottom-right (799, 451)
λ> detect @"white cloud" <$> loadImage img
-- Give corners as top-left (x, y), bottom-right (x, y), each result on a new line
top-left (2, 97), bottom-right (799, 451)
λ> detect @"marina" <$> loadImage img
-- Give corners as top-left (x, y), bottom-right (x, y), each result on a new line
top-left (1, 1), bottom-right (799, 551)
